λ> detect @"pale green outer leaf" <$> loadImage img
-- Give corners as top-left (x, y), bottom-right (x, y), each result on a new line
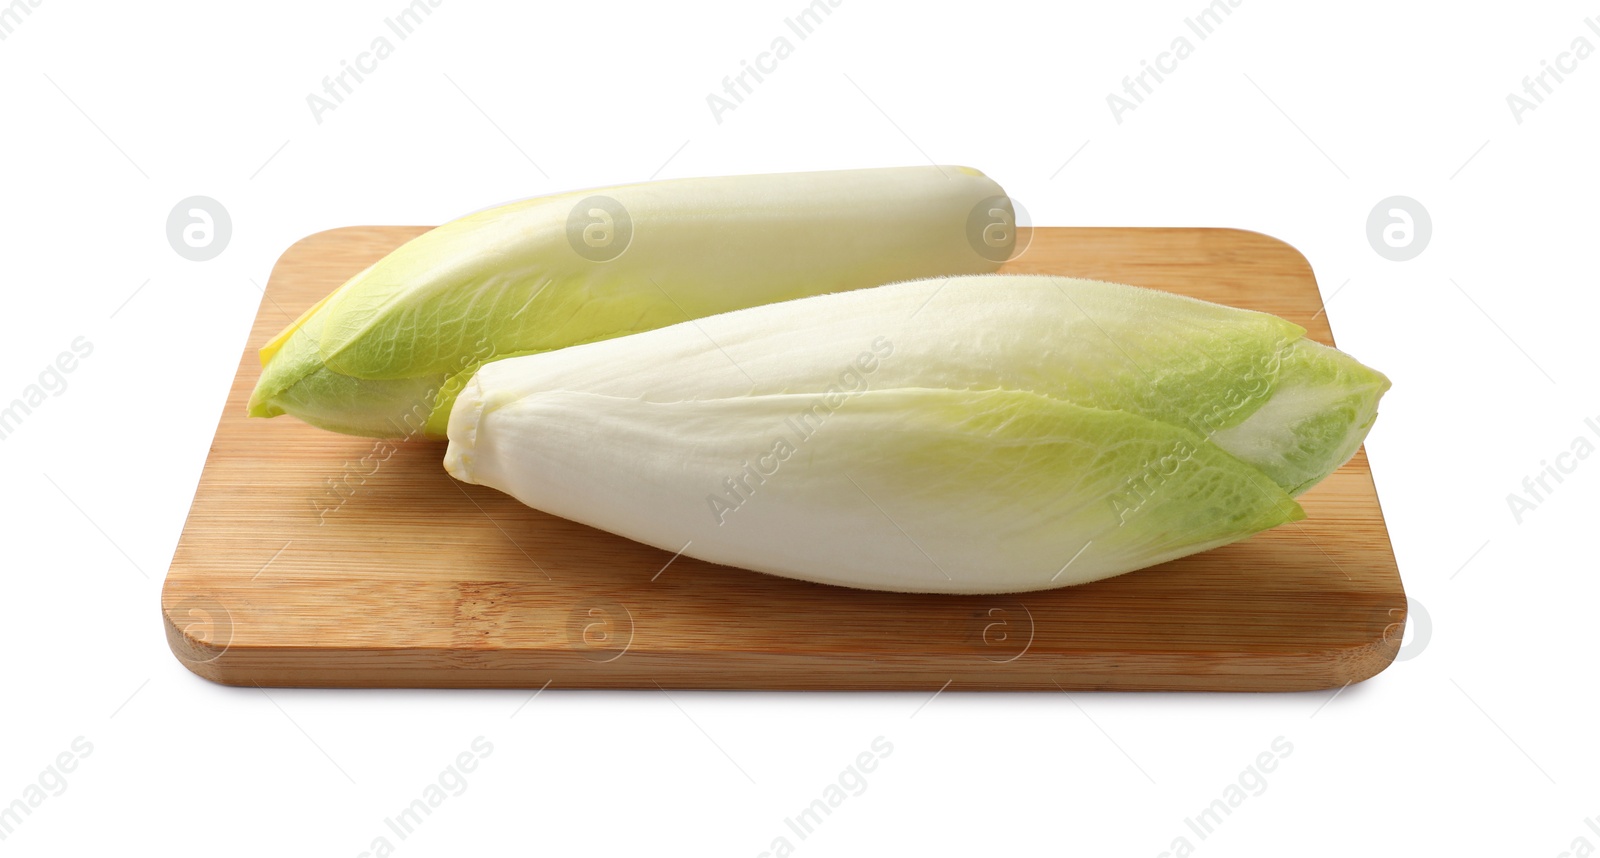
top-left (246, 300), bottom-right (444, 437)
top-left (1208, 338), bottom-right (1391, 495)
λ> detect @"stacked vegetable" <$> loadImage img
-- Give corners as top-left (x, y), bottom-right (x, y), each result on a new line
top-left (249, 165), bottom-right (1009, 438)
top-left (250, 166), bottom-right (1389, 594)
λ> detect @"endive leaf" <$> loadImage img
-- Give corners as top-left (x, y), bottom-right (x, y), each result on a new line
top-left (452, 386), bottom-right (1303, 593)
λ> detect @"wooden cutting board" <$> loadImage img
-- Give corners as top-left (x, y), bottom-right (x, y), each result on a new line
top-left (162, 226), bottom-right (1405, 691)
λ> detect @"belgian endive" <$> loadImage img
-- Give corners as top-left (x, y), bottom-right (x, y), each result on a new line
top-left (444, 275), bottom-right (1390, 594)
top-left (247, 165), bottom-right (1011, 438)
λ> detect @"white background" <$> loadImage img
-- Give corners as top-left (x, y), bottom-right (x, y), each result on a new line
top-left (1, 0), bottom-right (1595, 854)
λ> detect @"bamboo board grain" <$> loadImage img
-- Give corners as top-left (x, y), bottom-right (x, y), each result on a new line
top-left (162, 226), bottom-right (1405, 691)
